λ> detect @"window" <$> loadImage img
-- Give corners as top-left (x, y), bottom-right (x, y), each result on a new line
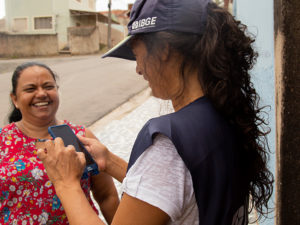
top-left (34, 17), bottom-right (52, 29)
top-left (13, 18), bottom-right (28, 32)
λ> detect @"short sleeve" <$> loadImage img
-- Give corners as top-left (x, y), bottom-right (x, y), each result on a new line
top-left (122, 134), bottom-right (196, 221)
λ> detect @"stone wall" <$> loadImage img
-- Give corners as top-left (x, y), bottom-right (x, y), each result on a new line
top-left (0, 33), bottom-right (58, 58)
top-left (68, 26), bottom-right (99, 55)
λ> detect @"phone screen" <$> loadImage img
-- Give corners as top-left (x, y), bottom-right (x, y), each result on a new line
top-left (48, 125), bottom-right (95, 166)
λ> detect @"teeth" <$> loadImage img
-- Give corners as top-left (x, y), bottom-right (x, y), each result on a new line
top-left (34, 102), bottom-right (49, 106)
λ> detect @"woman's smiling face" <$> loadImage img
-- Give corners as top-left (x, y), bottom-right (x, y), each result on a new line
top-left (11, 66), bottom-right (59, 124)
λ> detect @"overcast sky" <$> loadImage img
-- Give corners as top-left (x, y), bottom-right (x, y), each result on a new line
top-left (0, 0), bottom-right (135, 19)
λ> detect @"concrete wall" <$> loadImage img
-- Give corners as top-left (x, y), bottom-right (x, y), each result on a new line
top-left (274, 0), bottom-right (300, 224)
top-left (0, 33), bottom-right (58, 57)
top-left (5, 0), bottom-right (55, 34)
top-left (68, 26), bottom-right (99, 54)
top-left (53, 0), bottom-right (70, 50)
top-left (4, 0), bottom-right (98, 50)
top-left (234, 0), bottom-right (275, 224)
top-left (98, 22), bottom-right (125, 47)
top-left (70, 14), bottom-right (96, 27)
top-left (4, 0), bottom-right (69, 49)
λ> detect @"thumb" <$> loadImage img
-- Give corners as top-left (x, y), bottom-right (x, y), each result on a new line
top-left (37, 148), bottom-right (47, 161)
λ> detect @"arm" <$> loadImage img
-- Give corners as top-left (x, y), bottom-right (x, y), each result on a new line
top-left (55, 181), bottom-right (106, 225)
top-left (56, 184), bottom-right (170, 225)
top-left (85, 128), bottom-right (119, 224)
top-left (90, 173), bottom-right (118, 224)
top-left (111, 193), bottom-right (170, 225)
top-left (37, 138), bottom-right (170, 225)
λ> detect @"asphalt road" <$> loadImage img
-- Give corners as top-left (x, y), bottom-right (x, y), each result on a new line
top-left (0, 54), bottom-right (148, 127)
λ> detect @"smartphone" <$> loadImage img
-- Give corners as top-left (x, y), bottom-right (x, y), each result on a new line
top-left (48, 124), bottom-right (99, 178)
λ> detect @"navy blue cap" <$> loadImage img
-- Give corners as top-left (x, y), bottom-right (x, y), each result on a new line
top-left (102, 0), bottom-right (211, 60)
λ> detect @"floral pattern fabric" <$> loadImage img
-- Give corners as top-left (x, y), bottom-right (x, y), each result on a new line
top-left (0, 121), bottom-right (97, 224)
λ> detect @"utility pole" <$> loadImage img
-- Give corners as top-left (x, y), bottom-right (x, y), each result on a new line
top-left (107, 0), bottom-right (112, 49)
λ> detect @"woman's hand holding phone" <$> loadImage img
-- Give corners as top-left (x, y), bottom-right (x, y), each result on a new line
top-left (77, 135), bottom-right (128, 183)
top-left (37, 138), bottom-right (86, 195)
top-left (47, 124), bottom-right (99, 177)
top-left (76, 135), bottom-right (109, 172)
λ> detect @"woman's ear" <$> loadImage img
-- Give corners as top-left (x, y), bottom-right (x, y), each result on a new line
top-left (10, 93), bottom-right (18, 109)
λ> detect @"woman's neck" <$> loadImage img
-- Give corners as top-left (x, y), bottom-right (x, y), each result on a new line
top-left (17, 118), bottom-right (61, 140)
top-left (171, 71), bottom-right (204, 111)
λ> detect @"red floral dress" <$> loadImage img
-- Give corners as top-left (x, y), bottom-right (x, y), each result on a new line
top-left (0, 121), bottom-right (98, 224)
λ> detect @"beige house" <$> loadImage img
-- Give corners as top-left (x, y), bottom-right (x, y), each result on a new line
top-left (5, 0), bottom-right (99, 50)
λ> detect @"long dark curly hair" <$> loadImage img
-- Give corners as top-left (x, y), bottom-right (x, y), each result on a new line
top-left (134, 2), bottom-right (274, 220)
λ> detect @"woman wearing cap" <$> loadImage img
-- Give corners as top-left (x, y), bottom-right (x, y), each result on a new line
top-left (37, 0), bottom-right (274, 225)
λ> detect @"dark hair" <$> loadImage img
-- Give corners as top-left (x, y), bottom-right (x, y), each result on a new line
top-left (134, 2), bottom-right (274, 221)
top-left (8, 62), bottom-right (58, 123)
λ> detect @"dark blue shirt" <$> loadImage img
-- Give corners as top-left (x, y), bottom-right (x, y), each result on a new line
top-left (127, 96), bottom-right (248, 225)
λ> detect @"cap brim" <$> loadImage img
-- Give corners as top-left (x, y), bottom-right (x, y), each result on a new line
top-left (101, 35), bottom-right (135, 60)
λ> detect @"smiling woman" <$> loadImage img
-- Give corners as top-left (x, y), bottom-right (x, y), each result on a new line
top-left (0, 62), bottom-right (119, 225)
top-left (10, 65), bottom-right (60, 127)
top-left (8, 62), bottom-right (59, 125)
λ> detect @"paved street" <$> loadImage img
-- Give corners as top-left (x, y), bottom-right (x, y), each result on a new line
top-left (0, 54), bottom-right (148, 127)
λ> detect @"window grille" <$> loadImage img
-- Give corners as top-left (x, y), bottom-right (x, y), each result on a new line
top-left (34, 17), bottom-right (52, 29)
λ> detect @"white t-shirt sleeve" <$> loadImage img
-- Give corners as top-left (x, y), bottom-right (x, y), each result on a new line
top-left (122, 134), bottom-right (196, 222)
